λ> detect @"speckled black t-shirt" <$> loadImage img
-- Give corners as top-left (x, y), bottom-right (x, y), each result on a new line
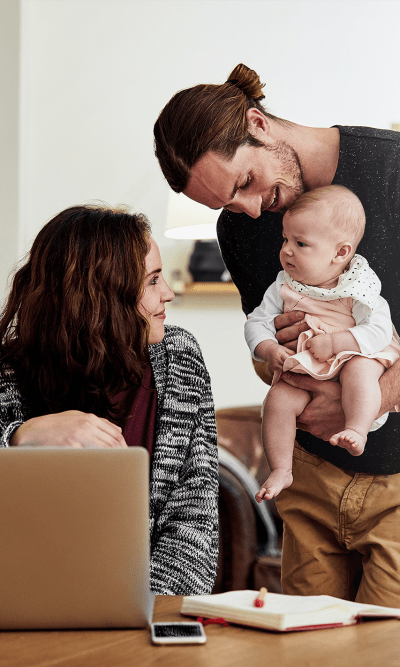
top-left (217, 126), bottom-right (400, 474)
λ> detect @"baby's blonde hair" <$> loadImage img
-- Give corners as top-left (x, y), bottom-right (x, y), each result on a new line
top-left (287, 185), bottom-right (365, 248)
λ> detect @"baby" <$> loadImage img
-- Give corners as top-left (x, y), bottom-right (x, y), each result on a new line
top-left (244, 185), bottom-right (400, 502)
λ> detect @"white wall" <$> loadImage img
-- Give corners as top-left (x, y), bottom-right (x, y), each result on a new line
top-left (0, 1), bottom-right (20, 294)
top-left (2, 0), bottom-right (400, 408)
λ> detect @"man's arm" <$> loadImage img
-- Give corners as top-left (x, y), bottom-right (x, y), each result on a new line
top-left (275, 310), bottom-right (309, 350)
top-left (281, 357), bottom-right (400, 442)
top-left (283, 296), bottom-right (400, 439)
top-left (379, 358), bottom-right (400, 415)
top-left (281, 372), bottom-right (345, 440)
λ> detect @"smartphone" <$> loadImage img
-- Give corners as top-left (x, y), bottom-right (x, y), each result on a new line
top-left (150, 621), bottom-right (207, 644)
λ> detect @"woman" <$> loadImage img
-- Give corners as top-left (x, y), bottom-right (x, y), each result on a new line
top-left (0, 203), bottom-right (219, 595)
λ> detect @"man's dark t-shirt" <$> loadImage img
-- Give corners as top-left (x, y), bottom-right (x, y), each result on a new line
top-left (217, 126), bottom-right (400, 475)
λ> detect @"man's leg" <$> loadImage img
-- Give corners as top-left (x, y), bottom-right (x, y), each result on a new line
top-left (345, 471), bottom-right (400, 607)
top-left (275, 444), bottom-right (364, 600)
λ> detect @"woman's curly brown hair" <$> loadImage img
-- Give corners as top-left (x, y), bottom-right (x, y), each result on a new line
top-left (0, 203), bottom-right (151, 424)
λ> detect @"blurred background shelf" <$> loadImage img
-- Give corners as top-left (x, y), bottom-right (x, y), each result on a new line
top-left (184, 282), bottom-right (238, 295)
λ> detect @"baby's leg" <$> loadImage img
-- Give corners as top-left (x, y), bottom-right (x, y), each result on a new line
top-left (256, 380), bottom-right (311, 502)
top-left (330, 357), bottom-right (385, 455)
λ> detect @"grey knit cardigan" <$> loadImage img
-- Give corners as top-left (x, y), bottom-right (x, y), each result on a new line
top-left (0, 325), bottom-right (219, 595)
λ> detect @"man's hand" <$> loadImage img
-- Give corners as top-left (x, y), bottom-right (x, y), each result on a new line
top-left (281, 372), bottom-right (345, 440)
top-left (275, 310), bottom-right (308, 351)
top-left (10, 410), bottom-right (128, 449)
top-left (306, 333), bottom-right (334, 362)
top-left (252, 359), bottom-right (273, 385)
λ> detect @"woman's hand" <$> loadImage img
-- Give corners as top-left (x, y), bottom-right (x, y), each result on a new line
top-left (9, 410), bottom-right (127, 449)
top-left (281, 372), bottom-right (345, 441)
top-left (274, 310), bottom-right (308, 351)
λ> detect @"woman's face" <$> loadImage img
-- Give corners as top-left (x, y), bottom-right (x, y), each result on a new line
top-left (138, 237), bottom-right (174, 344)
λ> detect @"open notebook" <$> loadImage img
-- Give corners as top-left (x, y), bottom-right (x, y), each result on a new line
top-left (181, 590), bottom-right (400, 632)
top-left (0, 446), bottom-right (154, 629)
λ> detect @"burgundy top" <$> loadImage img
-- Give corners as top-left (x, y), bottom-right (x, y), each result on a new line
top-left (113, 365), bottom-right (157, 456)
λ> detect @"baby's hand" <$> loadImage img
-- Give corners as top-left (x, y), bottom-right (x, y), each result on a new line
top-left (266, 343), bottom-right (295, 372)
top-left (306, 334), bottom-right (333, 362)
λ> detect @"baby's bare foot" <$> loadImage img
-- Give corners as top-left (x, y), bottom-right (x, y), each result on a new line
top-left (330, 429), bottom-right (366, 456)
top-left (255, 468), bottom-right (293, 503)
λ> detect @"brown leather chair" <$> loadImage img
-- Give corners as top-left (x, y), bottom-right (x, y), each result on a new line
top-left (212, 406), bottom-right (282, 594)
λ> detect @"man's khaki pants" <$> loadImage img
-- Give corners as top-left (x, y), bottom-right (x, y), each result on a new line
top-left (275, 442), bottom-right (400, 607)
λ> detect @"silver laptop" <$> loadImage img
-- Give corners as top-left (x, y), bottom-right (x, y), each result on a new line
top-left (0, 446), bottom-right (154, 629)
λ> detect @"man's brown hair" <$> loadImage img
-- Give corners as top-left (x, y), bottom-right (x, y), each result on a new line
top-left (154, 63), bottom-right (282, 193)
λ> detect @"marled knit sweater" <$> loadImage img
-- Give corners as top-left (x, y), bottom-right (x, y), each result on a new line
top-left (0, 325), bottom-right (219, 595)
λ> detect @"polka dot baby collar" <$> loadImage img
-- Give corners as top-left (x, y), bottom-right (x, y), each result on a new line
top-left (284, 254), bottom-right (381, 314)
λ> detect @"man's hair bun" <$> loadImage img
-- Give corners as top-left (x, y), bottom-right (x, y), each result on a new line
top-left (227, 63), bottom-right (265, 101)
top-left (154, 62), bottom-right (277, 192)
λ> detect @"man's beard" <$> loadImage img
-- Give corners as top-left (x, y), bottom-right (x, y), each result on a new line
top-left (262, 139), bottom-right (306, 213)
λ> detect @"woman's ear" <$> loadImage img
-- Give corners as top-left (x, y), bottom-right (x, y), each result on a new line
top-left (333, 242), bottom-right (353, 265)
top-left (246, 108), bottom-right (271, 140)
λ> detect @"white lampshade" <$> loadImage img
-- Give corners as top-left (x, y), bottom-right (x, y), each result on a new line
top-left (165, 191), bottom-right (219, 239)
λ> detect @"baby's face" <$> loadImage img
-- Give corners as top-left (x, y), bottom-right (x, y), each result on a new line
top-left (280, 203), bottom-right (341, 286)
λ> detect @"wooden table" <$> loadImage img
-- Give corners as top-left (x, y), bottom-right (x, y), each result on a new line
top-left (1, 596), bottom-right (399, 667)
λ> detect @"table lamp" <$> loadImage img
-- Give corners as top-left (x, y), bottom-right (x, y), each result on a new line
top-left (165, 192), bottom-right (228, 282)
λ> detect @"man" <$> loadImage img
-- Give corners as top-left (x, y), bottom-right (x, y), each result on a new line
top-left (154, 63), bottom-right (400, 606)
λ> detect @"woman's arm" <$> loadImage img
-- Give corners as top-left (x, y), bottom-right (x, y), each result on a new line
top-left (149, 333), bottom-right (219, 595)
top-left (0, 362), bottom-right (126, 448)
top-left (11, 412), bottom-right (127, 448)
top-left (0, 364), bottom-right (28, 447)
top-left (150, 404), bottom-right (219, 595)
